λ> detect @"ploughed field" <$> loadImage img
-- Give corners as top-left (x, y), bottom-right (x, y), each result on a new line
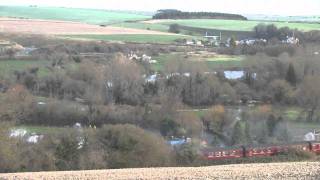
top-left (1, 162), bottom-right (320, 180)
top-left (0, 18), bottom-right (174, 35)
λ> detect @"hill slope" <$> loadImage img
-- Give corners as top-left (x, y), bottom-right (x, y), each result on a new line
top-left (0, 6), bottom-right (150, 25)
top-left (1, 162), bottom-right (319, 180)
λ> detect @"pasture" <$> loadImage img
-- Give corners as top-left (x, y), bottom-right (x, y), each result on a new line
top-left (144, 19), bottom-right (320, 32)
top-left (63, 34), bottom-right (186, 44)
top-left (0, 59), bottom-right (49, 78)
top-left (0, 6), bottom-right (150, 25)
top-left (114, 22), bottom-right (169, 32)
top-left (152, 53), bottom-right (246, 71)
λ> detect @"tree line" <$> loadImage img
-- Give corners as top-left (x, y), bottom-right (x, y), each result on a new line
top-left (153, 9), bottom-right (247, 20)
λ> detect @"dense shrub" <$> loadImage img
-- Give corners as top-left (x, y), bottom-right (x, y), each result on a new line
top-left (96, 124), bottom-right (172, 168)
top-left (22, 100), bottom-right (88, 126)
top-left (169, 24), bottom-right (181, 34)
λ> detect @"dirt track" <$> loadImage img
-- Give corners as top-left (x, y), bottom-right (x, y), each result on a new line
top-left (1, 162), bottom-right (320, 180)
top-left (0, 18), bottom-right (173, 35)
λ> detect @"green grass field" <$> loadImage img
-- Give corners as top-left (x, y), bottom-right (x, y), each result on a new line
top-left (0, 60), bottom-right (50, 78)
top-left (205, 55), bottom-right (244, 62)
top-left (151, 19), bottom-right (320, 32)
top-left (62, 34), bottom-right (186, 44)
top-left (0, 6), bottom-right (150, 25)
top-left (114, 22), bottom-right (169, 32)
top-left (152, 53), bottom-right (245, 71)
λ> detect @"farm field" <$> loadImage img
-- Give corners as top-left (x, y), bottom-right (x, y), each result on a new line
top-left (1, 162), bottom-right (319, 180)
top-left (0, 6), bottom-right (150, 25)
top-left (0, 59), bottom-right (83, 78)
top-left (114, 22), bottom-right (169, 32)
top-left (246, 14), bottom-right (320, 22)
top-left (0, 59), bottom-right (49, 78)
top-left (152, 53), bottom-right (246, 71)
top-left (63, 34), bottom-right (186, 44)
top-left (143, 19), bottom-right (320, 32)
top-left (0, 18), bottom-right (173, 35)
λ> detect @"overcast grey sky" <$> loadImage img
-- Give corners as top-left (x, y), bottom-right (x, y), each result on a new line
top-left (0, 0), bottom-right (319, 16)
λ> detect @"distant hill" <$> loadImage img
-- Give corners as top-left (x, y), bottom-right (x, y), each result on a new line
top-left (0, 6), bottom-right (151, 25)
top-left (153, 9), bottom-right (247, 20)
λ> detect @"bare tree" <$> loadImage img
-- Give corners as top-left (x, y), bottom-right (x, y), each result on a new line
top-left (298, 76), bottom-right (320, 122)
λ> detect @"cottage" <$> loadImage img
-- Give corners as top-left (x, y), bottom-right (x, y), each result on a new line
top-left (204, 32), bottom-right (222, 46)
top-left (186, 40), bottom-right (194, 45)
top-left (236, 38), bottom-right (267, 46)
top-left (282, 36), bottom-right (299, 45)
top-left (142, 54), bottom-right (152, 62)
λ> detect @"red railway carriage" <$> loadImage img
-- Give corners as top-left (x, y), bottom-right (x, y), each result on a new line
top-left (289, 143), bottom-right (310, 151)
top-left (245, 146), bottom-right (279, 157)
top-left (311, 142), bottom-right (320, 154)
top-left (203, 142), bottom-right (320, 161)
top-left (202, 147), bottom-right (244, 160)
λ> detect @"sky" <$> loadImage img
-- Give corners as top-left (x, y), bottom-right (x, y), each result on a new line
top-left (0, 0), bottom-right (319, 16)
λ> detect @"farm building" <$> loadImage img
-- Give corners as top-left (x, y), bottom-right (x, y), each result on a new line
top-left (282, 36), bottom-right (299, 45)
top-left (185, 39), bottom-right (203, 46)
top-left (128, 52), bottom-right (157, 64)
top-left (236, 38), bottom-right (267, 46)
top-left (204, 32), bottom-right (222, 46)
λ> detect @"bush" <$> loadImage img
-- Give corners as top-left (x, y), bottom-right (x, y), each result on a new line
top-left (54, 134), bottom-right (81, 170)
top-left (0, 123), bottom-right (19, 173)
top-left (175, 143), bottom-right (201, 166)
top-left (23, 100), bottom-right (87, 126)
top-left (279, 148), bottom-right (315, 160)
top-left (18, 144), bottom-right (56, 172)
top-left (97, 124), bottom-right (172, 168)
top-left (169, 24), bottom-right (180, 34)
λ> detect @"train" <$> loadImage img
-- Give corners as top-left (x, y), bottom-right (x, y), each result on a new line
top-left (202, 141), bottom-right (320, 160)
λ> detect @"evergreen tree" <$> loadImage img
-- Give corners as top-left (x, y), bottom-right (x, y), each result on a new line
top-left (267, 114), bottom-right (277, 136)
top-left (286, 63), bottom-right (297, 86)
top-left (231, 120), bottom-right (250, 145)
top-left (229, 37), bottom-right (237, 47)
top-left (168, 24), bottom-right (180, 34)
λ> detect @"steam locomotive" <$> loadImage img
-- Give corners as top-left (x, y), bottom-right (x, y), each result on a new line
top-left (202, 142), bottom-right (320, 160)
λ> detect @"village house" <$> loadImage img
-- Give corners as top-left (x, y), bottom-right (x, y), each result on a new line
top-left (204, 32), bottom-right (222, 46)
top-left (185, 39), bottom-right (203, 47)
top-left (282, 36), bottom-right (299, 45)
top-left (236, 38), bottom-right (267, 46)
top-left (128, 52), bottom-right (158, 64)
